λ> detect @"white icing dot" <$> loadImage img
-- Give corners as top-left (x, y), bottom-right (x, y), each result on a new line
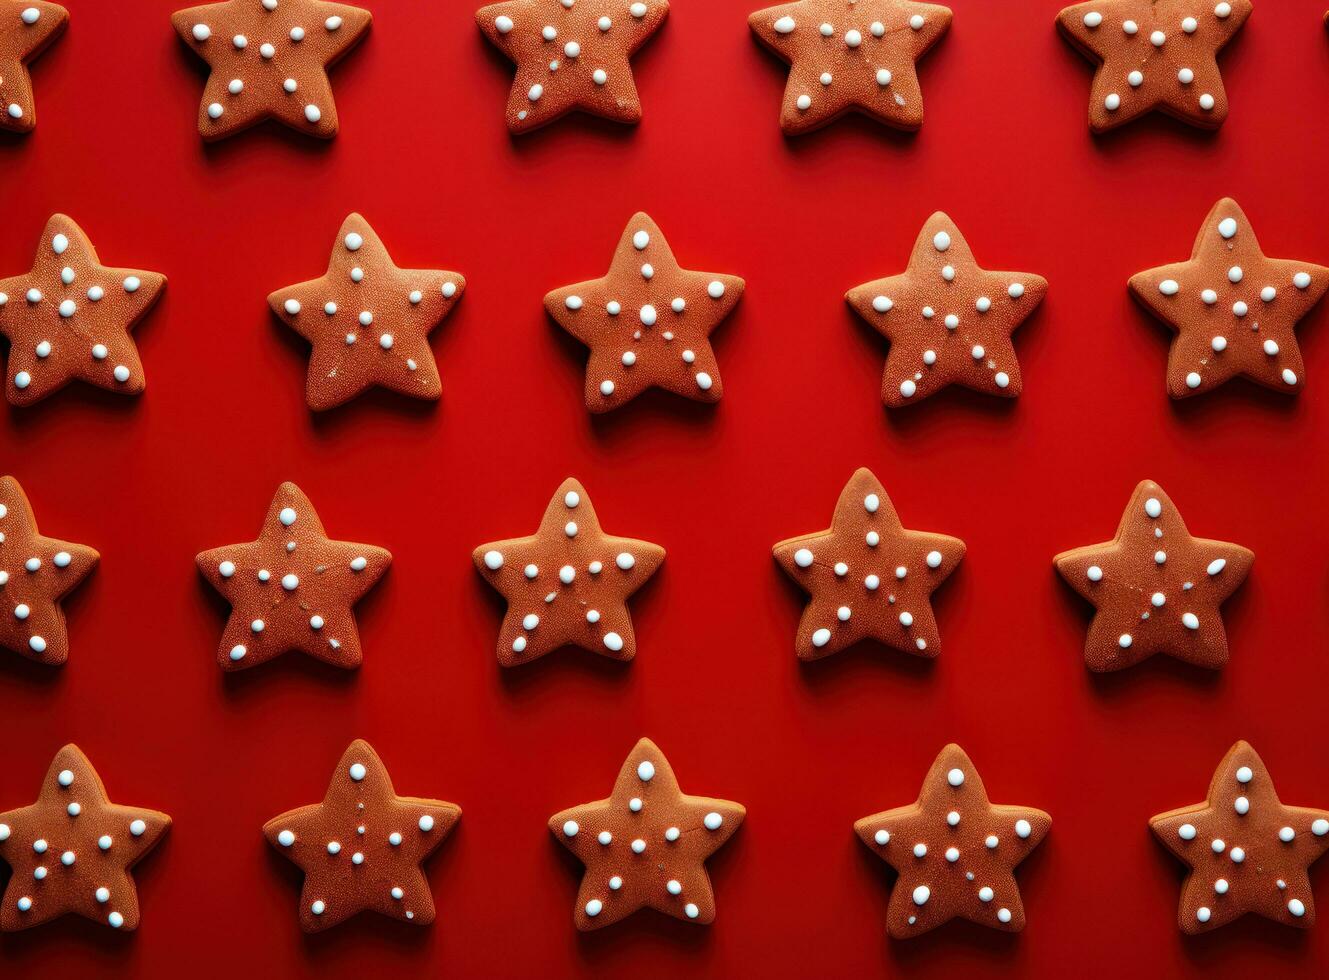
top-left (811, 628), bottom-right (831, 648)
top-left (1105, 93), bottom-right (1121, 111)
top-left (912, 885), bottom-right (930, 905)
top-left (947, 768), bottom-right (965, 787)
top-left (1015, 819), bottom-right (1032, 838)
top-left (933, 231), bottom-right (951, 252)
top-left (1313, 819), bottom-right (1329, 836)
top-left (704, 811), bottom-right (723, 831)
top-left (708, 280), bottom-right (725, 299)
top-left (604, 632), bottom-right (624, 652)
top-left (1084, 11), bottom-right (1103, 27)
top-left (909, 14), bottom-right (925, 30)
top-left (926, 551), bottom-right (943, 569)
top-left (1119, 634), bottom-right (1133, 649)
top-left (1290, 898), bottom-right (1307, 917)
top-left (349, 763), bottom-right (367, 781)
top-left (1182, 612), bottom-right (1199, 630)
top-left (192, 23), bottom-right (211, 41)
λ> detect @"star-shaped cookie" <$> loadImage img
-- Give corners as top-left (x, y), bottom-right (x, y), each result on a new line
top-left (1129, 198), bottom-right (1329, 399)
top-left (748, 0), bottom-right (951, 134)
top-left (0, 1), bottom-right (66, 132)
top-left (0, 745), bottom-right (171, 932)
top-left (544, 212), bottom-right (744, 412)
top-left (1054, 479), bottom-right (1252, 672)
top-left (772, 467), bottom-right (964, 661)
top-left (0, 476), bottom-right (98, 667)
top-left (1151, 741), bottom-right (1329, 934)
top-left (264, 740), bottom-right (460, 932)
top-left (846, 212), bottom-right (1047, 408)
top-left (196, 481), bottom-right (391, 672)
top-left (473, 477), bottom-right (663, 667)
top-left (1056, 1), bottom-right (1250, 132)
top-left (549, 737), bottom-right (744, 930)
top-left (268, 214), bottom-right (465, 411)
top-left (0, 215), bottom-right (166, 406)
top-left (171, 0), bottom-right (371, 140)
top-left (855, 744), bottom-right (1050, 938)
top-left (476, 0), bottom-right (668, 133)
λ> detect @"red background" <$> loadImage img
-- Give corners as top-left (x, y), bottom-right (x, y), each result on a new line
top-left (2, 0), bottom-right (1328, 976)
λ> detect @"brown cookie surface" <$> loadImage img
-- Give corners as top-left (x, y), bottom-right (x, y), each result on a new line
top-left (268, 213), bottom-right (465, 411)
top-left (0, 476), bottom-right (98, 667)
top-left (1129, 198), bottom-right (1329, 399)
top-left (854, 744), bottom-right (1050, 939)
top-left (549, 737), bottom-right (744, 930)
top-left (476, 0), bottom-right (668, 134)
top-left (0, 1), bottom-right (65, 132)
top-left (0, 745), bottom-right (171, 932)
top-left (196, 481), bottom-right (391, 672)
top-left (0, 215), bottom-right (166, 406)
top-left (846, 212), bottom-right (1046, 408)
top-left (1054, 479), bottom-right (1252, 672)
top-left (748, 0), bottom-right (950, 134)
top-left (1150, 741), bottom-right (1329, 934)
top-left (772, 467), bottom-right (964, 661)
top-left (263, 740), bottom-right (460, 933)
top-left (544, 212), bottom-right (744, 413)
top-left (473, 477), bottom-right (663, 667)
top-left (171, 0), bottom-right (371, 140)
top-left (1056, 1), bottom-right (1250, 132)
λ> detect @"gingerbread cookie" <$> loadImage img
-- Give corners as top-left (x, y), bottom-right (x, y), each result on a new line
top-left (473, 477), bottom-right (663, 667)
top-left (1150, 741), bottom-right (1329, 933)
top-left (544, 213), bottom-right (744, 412)
top-left (196, 481), bottom-right (391, 672)
top-left (855, 744), bottom-right (1050, 938)
top-left (1056, 1), bottom-right (1250, 133)
top-left (268, 214), bottom-right (465, 411)
top-left (264, 739), bottom-right (460, 932)
top-left (772, 467), bottom-right (963, 661)
top-left (0, 215), bottom-right (166, 406)
top-left (171, 0), bottom-right (371, 140)
top-left (1128, 198), bottom-right (1329, 399)
top-left (549, 737), bottom-right (744, 930)
top-left (0, 745), bottom-right (171, 932)
top-left (476, 0), bottom-right (668, 134)
top-left (1054, 480), bottom-right (1252, 672)
top-left (846, 212), bottom-right (1046, 407)
top-left (0, 2), bottom-right (65, 132)
top-left (748, 0), bottom-right (951, 134)
top-left (0, 476), bottom-right (98, 667)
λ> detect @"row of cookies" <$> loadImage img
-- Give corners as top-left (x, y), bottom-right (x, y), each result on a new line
top-left (3, 202), bottom-right (1324, 410)
top-left (0, 469), bottom-right (1254, 674)
top-left (1, 738), bottom-right (1324, 937)
top-left (2, 1), bottom-right (1288, 138)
